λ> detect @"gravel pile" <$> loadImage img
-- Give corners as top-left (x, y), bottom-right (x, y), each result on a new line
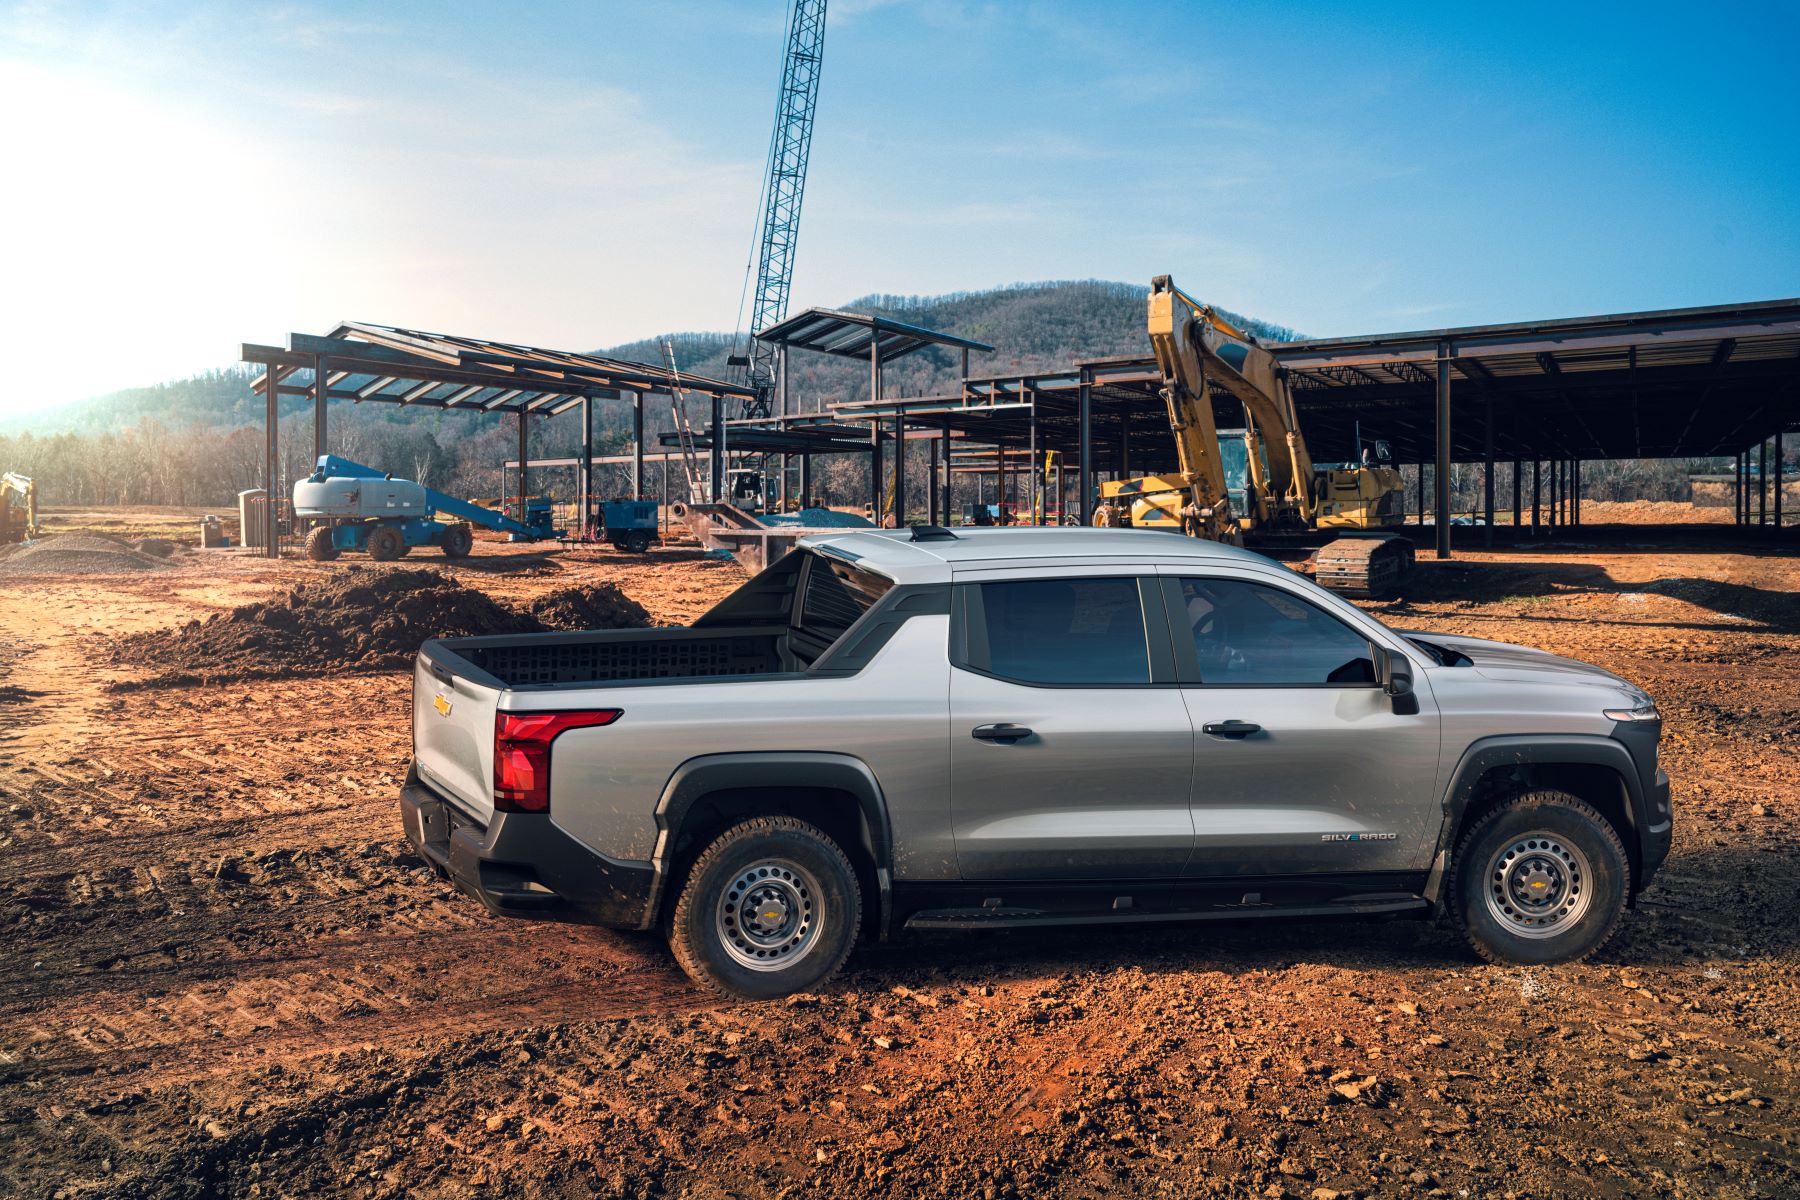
top-left (0, 535), bottom-right (172, 576)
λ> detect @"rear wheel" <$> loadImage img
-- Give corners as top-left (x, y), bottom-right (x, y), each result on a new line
top-left (668, 816), bottom-right (861, 1000)
top-left (303, 525), bottom-right (340, 562)
top-left (626, 530), bottom-right (655, 553)
top-left (1448, 789), bottom-right (1629, 965)
top-left (367, 525), bottom-right (405, 562)
top-left (438, 522), bottom-right (474, 557)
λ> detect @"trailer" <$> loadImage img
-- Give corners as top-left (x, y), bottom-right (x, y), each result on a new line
top-left (293, 455), bottom-right (557, 562)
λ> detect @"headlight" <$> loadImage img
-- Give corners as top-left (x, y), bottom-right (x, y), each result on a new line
top-left (1604, 702), bottom-right (1659, 722)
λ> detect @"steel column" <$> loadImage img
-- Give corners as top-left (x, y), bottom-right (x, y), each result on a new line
top-left (941, 416), bottom-right (953, 523)
top-left (1532, 460), bottom-right (1541, 534)
top-left (312, 353), bottom-right (329, 462)
top-left (869, 422), bottom-right (883, 520)
top-left (1775, 431), bottom-right (1784, 531)
top-left (710, 396), bottom-right (723, 502)
top-left (1759, 439), bottom-right (1769, 525)
top-left (581, 396), bottom-right (593, 538)
top-left (516, 411), bottom-right (529, 525)
top-left (631, 393), bottom-right (643, 502)
top-left (1026, 383), bottom-right (1039, 524)
top-left (892, 413), bottom-right (907, 527)
top-left (1077, 366), bottom-right (1093, 526)
top-left (1511, 460), bottom-right (1522, 532)
top-left (927, 434), bottom-right (939, 526)
top-left (1417, 463), bottom-right (1425, 526)
top-left (800, 453), bottom-right (812, 508)
top-left (1434, 343), bottom-right (1452, 559)
top-left (1483, 397), bottom-right (1495, 547)
top-left (1574, 460), bottom-right (1582, 526)
top-left (264, 372), bottom-right (279, 558)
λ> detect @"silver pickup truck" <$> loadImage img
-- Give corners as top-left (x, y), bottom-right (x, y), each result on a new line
top-left (402, 527), bottom-right (1671, 999)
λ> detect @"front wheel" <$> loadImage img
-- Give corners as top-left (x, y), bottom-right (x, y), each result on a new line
top-left (1448, 790), bottom-right (1630, 965)
top-left (667, 816), bottom-right (861, 1000)
top-left (303, 525), bottom-right (340, 562)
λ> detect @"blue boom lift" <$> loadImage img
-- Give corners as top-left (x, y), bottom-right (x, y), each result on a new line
top-left (292, 455), bottom-right (557, 562)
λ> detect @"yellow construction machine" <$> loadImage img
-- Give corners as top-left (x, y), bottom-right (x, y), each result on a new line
top-left (1, 473), bottom-right (37, 545)
top-left (1095, 276), bottom-right (1414, 596)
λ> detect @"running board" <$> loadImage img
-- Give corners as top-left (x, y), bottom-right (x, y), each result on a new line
top-left (903, 895), bottom-right (1428, 931)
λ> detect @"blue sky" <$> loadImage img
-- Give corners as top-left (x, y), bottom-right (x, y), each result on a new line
top-left (1, 0), bottom-right (1796, 409)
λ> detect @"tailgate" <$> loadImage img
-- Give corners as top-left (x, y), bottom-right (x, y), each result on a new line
top-left (412, 645), bottom-right (501, 822)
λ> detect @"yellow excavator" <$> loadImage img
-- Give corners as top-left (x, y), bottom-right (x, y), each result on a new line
top-left (1, 473), bottom-right (37, 545)
top-left (1094, 276), bottom-right (1414, 596)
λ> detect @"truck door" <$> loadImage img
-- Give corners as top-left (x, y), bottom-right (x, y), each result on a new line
top-left (948, 570), bottom-right (1195, 880)
top-left (1161, 571), bottom-right (1441, 878)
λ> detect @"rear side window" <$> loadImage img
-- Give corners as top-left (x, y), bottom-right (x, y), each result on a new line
top-left (1178, 577), bottom-right (1375, 685)
top-left (798, 555), bottom-right (892, 643)
top-left (977, 577), bottom-right (1150, 685)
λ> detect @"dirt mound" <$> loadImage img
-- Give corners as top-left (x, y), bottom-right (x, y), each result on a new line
top-left (133, 537), bottom-right (178, 558)
top-left (111, 568), bottom-right (540, 688)
top-left (0, 534), bottom-right (172, 575)
top-left (525, 583), bottom-right (653, 631)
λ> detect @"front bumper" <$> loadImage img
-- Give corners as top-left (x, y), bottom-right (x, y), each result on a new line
top-left (399, 764), bottom-right (656, 929)
top-left (1636, 767), bottom-right (1673, 893)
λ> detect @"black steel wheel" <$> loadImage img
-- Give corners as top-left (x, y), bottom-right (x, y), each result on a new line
top-left (668, 816), bottom-right (861, 1001)
top-left (1448, 790), bottom-right (1629, 966)
top-left (303, 525), bottom-right (340, 562)
top-left (367, 525), bottom-right (405, 562)
top-left (627, 530), bottom-right (655, 554)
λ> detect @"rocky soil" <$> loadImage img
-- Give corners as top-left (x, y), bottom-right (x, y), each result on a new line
top-left (0, 526), bottom-right (1794, 1199)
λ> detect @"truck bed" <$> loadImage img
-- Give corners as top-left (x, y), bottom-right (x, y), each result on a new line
top-left (428, 625), bottom-right (798, 689)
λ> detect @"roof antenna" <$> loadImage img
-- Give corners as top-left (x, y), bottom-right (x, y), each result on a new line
top-left (910, 525), bottom-right (959, 542)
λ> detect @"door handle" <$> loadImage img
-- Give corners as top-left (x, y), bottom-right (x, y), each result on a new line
top-left (1202, 720), bottom-right (1262, 739)
top-left (971, 723), bottom-right (1033, 744)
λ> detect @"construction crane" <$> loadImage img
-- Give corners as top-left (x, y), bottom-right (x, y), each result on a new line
top-left (738, 0), bottom-right (828, 416)
top-left (1096, 276), bottom-right (1414, 596)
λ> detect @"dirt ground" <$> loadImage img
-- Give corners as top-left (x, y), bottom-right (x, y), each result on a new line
top-left (1, 510), bottom-right (1796, 1199)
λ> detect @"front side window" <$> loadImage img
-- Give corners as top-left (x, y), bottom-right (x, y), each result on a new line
top-left (978, 577), bottom-right (1150, 685)
top-left (1178, 577), bottom-right (1375, 685)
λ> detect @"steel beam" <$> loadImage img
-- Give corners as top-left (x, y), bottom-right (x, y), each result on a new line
top-left (581, 397), bottom-right (593, 538)
top-left (869, 421), bottom-right (883, 520)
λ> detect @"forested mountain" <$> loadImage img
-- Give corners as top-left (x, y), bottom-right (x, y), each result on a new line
top-left (0, 280), bottom-right (1296, 506)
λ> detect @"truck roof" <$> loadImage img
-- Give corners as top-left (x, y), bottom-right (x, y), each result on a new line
top-left (796, 526), bottom-right (1276, 584)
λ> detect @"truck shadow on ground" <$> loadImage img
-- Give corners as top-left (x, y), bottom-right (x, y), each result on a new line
top-left (847, 845), bottom-right (1800, 986)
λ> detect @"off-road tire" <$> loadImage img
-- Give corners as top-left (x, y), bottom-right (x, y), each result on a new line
top-left (367, 526), bottom-right (405, 562)
top-left (668, 816), bottom-right (861, 1001)
top-left (1448, 789), bottom-right (1629, 966)
top-left (303, 526), bottom-right (340, 562)
top-left (438, 522), bottom-right (474, 557)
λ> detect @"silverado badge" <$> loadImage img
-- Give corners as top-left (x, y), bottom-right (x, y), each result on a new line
top-left (433, 693), bottom-right (453, 717)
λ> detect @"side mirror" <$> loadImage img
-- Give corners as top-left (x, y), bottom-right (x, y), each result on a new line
top-left (1374, 646), bottom-right (1420, 714)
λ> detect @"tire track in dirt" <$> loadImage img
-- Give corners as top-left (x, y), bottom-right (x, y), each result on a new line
top-left (2, 922), bottom-right (705, 1098)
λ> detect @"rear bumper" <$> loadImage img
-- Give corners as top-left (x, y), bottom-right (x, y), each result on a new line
top-left (400, 764), bottom-right (656, 929)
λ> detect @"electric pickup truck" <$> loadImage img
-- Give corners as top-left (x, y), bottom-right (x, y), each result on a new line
top-left (403, 527), bottom-right (1671, 999)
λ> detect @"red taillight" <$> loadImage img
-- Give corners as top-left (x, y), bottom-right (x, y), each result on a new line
top-left (492, 709), bottom-right (621, 813)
